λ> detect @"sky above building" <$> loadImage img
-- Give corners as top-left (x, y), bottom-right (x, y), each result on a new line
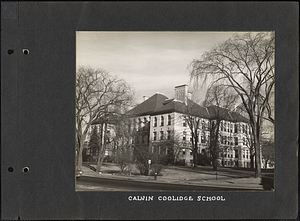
top-left (76, 32), bottom-right (239, 104)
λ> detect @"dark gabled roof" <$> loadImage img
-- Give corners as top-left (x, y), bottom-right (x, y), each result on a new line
top-left (207, 105), bottom-right (249, 123)
top-left (126, 93), bottom-right (168, 117)
top-left (125, 92), bottom-right (249, 123)
top-left (150, 98), bottom-right (211, 119)
top-left (91, 113), bottom-right (122, 125)
top-left (228, 111), bottom-right (249, 123)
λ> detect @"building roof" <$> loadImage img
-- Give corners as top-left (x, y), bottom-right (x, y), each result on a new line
top-left (150, 98), bottom-right (211, 119)
top-left (126, 93), bottom-right (169, 117)
top-left (126, 92), bottom-right (249, 123)
top-left (207, 105), bottom-right (249, 123)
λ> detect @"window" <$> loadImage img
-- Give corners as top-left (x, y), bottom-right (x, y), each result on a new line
top-left (230, 136), bottom-right (233, 145)
top-left (212, 121), bottom-right (215, 128)
top-left (234, 137), bottom-right (238, 145)
top-left (160, 131), bottom-right (164, 140)
top-left (235, 150), bottom-right (238, 158)
top-left (190, 151), bottom-right (193, 156)
top-left (167, 130), bottom-right (171, 140)
top-left (154, 117), bottom-right (157, 127)
top-left (202, 121), bottom-right (206, 130)
top-left (230, 124), bottom-right (233, 133)
top-left (242, 124), bottom-right (245, 133)
top-left (168, 115), bottom-right (171, 125)
top-left (183, 131), bottom-right (186, 141)
top-left (138, 118), bottom-right (142, 129)
top-left (182, 150), bottom-right (186, 155)
top-left (221, 122), bottom-right (223, 131)
top-left (161, 116), bottom-right (164, 126)
top-left (183, 121), bottom-right (187, 127)
top-left (153, 132), bottom-right (157, 141)
top-left (234, 124), bottom-right (238, 133)
top-left (243, 137), bottom-right (246, 145)
top-left (201, 136), bottom-right (205, 143)
top-left (160, 146), bottom-right (166, 155)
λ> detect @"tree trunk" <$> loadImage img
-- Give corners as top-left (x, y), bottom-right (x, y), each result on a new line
top-left (96, 122), bottom-right (107, 173)
top-left (250, 154), bottom-right (254, 169)
top-left (77, 144), bottom-right (83, 171)
top-left (212, 158), bottom-right (218, 171)
top-left (254, 130), bottom-right (262, 178)
top-left (77, 133), bottom-right (86, 171)
top-left (193, 151), bottom-right (198, 168)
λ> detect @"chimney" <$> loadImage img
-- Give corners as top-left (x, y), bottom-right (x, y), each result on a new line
top-left (175, 84), bottom-right (188, 104)
top-left (143, 96), bottom-right (149, 101)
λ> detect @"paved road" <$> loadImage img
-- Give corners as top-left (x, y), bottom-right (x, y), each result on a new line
top-left (76, 176), bottom-right (262, 191)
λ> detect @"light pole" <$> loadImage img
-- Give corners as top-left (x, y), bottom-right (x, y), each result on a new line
top-left (148, 159), bottom-right (151, 176)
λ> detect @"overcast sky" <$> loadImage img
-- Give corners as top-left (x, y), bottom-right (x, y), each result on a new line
top-left (76, 32), bottom-right (237, 104)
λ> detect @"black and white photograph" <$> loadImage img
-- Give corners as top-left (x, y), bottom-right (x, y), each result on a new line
top-left (75, 32), bottom-right (275, 191)
top-left (2, 2), bottom-right (298, 220)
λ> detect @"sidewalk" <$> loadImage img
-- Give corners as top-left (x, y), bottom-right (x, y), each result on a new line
top-left (79, 164), bottom-right (264, 190)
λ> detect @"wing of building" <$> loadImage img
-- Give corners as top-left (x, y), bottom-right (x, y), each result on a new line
top-left (84, 84), bottom-right (256, 168)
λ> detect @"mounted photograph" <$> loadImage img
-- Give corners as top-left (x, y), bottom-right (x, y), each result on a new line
top-left (75, 32), bottom-right (275, 191)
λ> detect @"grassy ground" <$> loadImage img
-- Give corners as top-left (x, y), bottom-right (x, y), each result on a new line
top-left (77, 162), bottom-right (274, 191)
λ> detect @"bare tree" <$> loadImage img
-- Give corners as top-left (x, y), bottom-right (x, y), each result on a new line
top-left (179, 101), bottom-right (208, 168)
top-left (189, 32), bottom-right (275, 177)
top-left (112, 114), bottom-right (135, 174)
top-left (203, 84), bottom-right (239, 170)
top-left (76, 66), bottom-right (134, 171)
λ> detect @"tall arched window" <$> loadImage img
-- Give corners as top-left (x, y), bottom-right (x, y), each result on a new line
top-left (160, 116), bottom-right (164, 126)
top-left (168, 115), bottom-right (171, 125)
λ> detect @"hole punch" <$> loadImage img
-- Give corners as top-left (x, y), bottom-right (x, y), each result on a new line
top-left (7, 49), bottom-right (14, 55)
top-left (22, 167), bottom-right (29, 173)
top-left (23, 49), bottom-right (29, 55)
top-left (8, 167), bottom-right (14, 172)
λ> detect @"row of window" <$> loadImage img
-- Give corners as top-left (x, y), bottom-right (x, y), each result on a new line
top-left (220, 136), bottom-right (248, 146)
top-left (153, 115), bottom-right (172, 127)
top-left (153, 130), bottom-right (171, 141)
top-left (222, 161), bottom-right (238, 167)
top-left (220, 151), bottom-right (238, 158)
top-left (182, 120), bottom-right (209, 130)
top-left (220, 122), bottom-right (250, 135)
